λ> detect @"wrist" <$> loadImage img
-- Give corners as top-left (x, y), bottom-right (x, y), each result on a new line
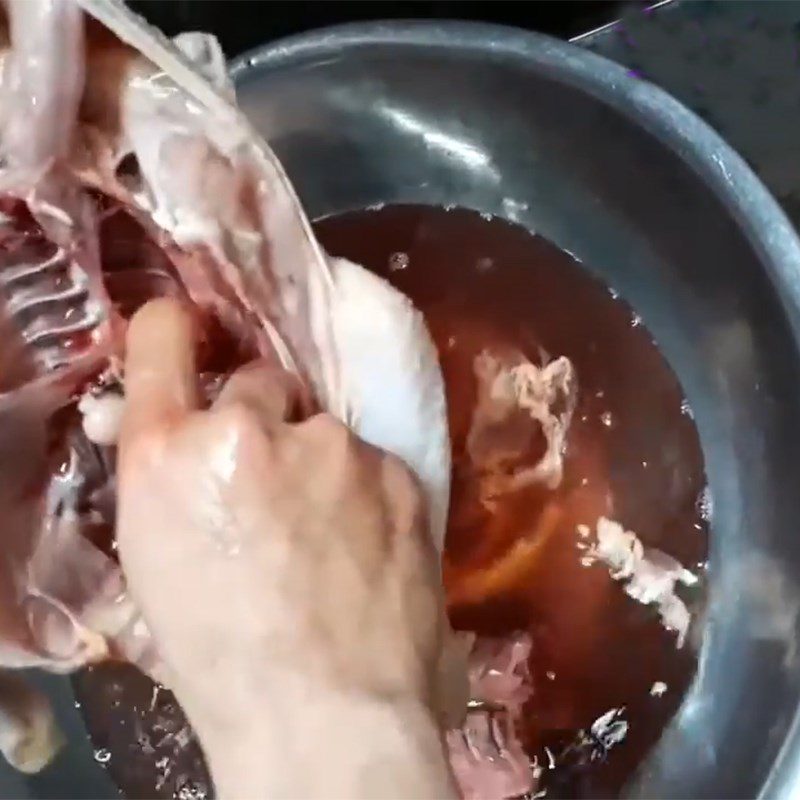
top-left (182, 674), bottom-right (456, 799)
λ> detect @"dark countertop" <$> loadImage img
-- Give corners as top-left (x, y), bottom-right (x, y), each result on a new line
top-left (128, 0), bottom-right (626, 48)
top-left (580, 0), bottom-right (800, 234)
top-left (131, 0), bottom-right (800, 234)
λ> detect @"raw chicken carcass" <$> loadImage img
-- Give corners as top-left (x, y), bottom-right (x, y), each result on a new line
top-left (0, 0), bottom-right (450, 671)
top-left (0, 0), bottom-right (450, 771)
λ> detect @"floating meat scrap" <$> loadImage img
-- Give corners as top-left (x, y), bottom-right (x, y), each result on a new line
top-left (467, 348), bottom-right (577, 508)
top-left (467, 631), bottom-right (534, 714)
top-left (589, 707), bottom-right (628, 752)
top-left (0, 0), bottom-right (451, 771)
top-left (578, 517), bottom-right (698, 647)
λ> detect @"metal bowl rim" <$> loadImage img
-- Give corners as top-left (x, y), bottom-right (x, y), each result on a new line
top-left (230, 20), bottom-right (800, 799)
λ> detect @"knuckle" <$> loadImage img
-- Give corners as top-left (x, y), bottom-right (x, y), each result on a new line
top-left (382, 454), bottom-right (429, 536)
top-left (214, 401), bottom-right (264, 440)
top-left (383, 452), bottom-right (421, 495)
top-left (303, 413), bottom-right (355, 452)
top-left (300, 413), bottom-right (370, 479)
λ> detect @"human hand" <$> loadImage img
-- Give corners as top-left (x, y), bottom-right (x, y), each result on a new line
top-left (116, 298), bottom-right (456, 799)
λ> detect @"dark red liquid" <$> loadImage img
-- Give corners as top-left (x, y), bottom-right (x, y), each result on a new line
top-left (73, 205), bottom-right (708, 799)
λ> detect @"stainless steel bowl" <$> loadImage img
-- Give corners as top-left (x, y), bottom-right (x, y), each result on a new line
top-left (5, 20), bottom-right (800, 800)
top-left (230, 22), bottom-right (800, 800)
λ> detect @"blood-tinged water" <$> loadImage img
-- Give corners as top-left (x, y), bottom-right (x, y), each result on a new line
top-left (73, 205), bottom-right (708, 799)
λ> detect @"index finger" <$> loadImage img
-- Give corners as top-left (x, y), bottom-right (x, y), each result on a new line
top-left (121, 298), bottom-right (199, 442)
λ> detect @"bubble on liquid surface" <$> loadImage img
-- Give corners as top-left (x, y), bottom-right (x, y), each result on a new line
top-left (697, 487), bottom-right (713, 522)
top-left (388, 251), bottom-right (410, 272)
